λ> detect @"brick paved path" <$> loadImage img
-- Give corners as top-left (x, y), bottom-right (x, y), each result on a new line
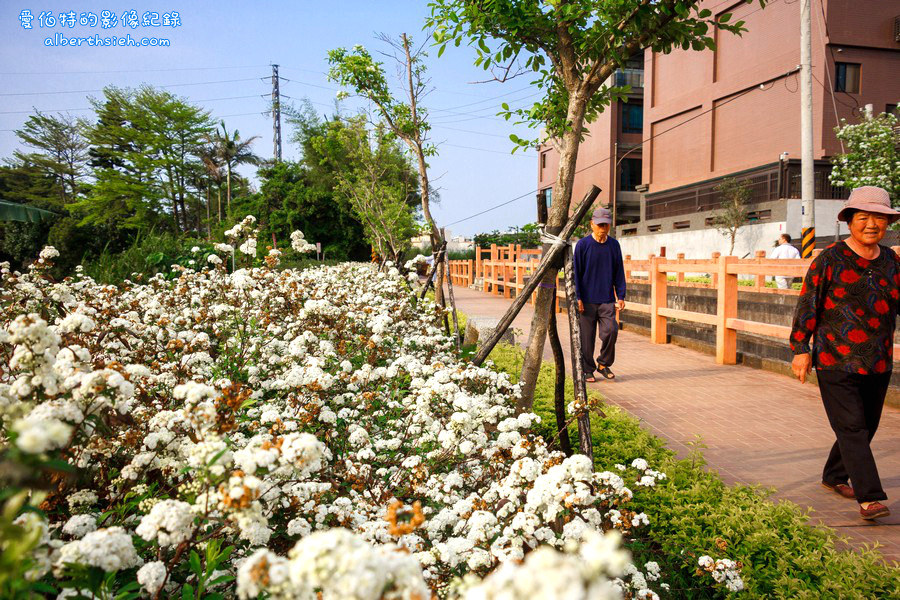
top-left (451, 286), bottom-right (900, 563)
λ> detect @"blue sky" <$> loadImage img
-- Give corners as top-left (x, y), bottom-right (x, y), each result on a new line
top-left (0, 1), bottom-right (543, 236)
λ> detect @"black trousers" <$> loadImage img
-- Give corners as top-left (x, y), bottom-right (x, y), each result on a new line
top-left (579, 302), bottom-right (618, 374)
top-left (816, 369), bottom-right (890, 503)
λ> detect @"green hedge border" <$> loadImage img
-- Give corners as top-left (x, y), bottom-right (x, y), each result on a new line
top-left (474, 330), bottom-right (899, 598)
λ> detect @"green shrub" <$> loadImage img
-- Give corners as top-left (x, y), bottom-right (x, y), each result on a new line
top-left (483, 341), bottom-right (899, 598)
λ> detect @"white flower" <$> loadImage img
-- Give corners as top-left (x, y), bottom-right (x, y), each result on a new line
top-left (137, 561), bottom-right (167, 594)
top-left (62, 514), bottom-right (97, 538)
top-left (135, 500), bottom-right (194, 547)
top-left (56, 527), bottom-right (141, 573)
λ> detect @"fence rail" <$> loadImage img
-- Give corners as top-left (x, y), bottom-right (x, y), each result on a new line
top-left (447, 244), bottom-right (900, 365)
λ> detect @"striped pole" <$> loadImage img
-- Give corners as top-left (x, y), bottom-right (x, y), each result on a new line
top-left (801, 227), bottom-right (816, 258)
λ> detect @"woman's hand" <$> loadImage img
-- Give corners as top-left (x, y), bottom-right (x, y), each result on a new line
top-left (792, 353), bottom-right (812, 383)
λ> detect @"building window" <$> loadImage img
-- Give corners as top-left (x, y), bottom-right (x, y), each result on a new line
top-left (647, 224), bottom-right (662, 232)
top-left (835, 63), bottom-right (861, 94)
top-left (537, 187), bottom-right (552, 223)
top-left (622, 227), bottom-right (637, 237)
top-left (887, 104), bottom-right (898, 116)
top-left (619, 158), bottom-right (642, 191)
top-left (622, 103), bottom-right (643, 134)
top-left (674, 220), bottom-right (690, 230)
top-left (541, 152), bottom-right (548, 169)
top-left (747, 209), bottom-right (772, 222)
top-left (705, 217), bottom-right (716, 227)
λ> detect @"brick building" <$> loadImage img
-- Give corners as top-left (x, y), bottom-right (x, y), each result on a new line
top-left (537, 0), bottom-right (900, 258)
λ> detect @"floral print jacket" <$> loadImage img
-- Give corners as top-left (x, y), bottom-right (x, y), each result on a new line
top-left (790, 241), bottom-right (900, 374)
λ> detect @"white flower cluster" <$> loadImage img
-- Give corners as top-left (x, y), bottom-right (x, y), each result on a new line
top-left (698, 555), bottom-right (744, 593)
top-left (238, 529), bottom-right (430, 599)
top-left (452, 528), bottom-right (629, 600)
top-left (56, 527), bottom-right (141, 573)
top-left (1, 241), bottom-right (670, 597)
top-left (290, 229), bottom-right (317, 253)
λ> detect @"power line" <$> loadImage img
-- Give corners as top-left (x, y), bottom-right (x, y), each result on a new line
top-left (0, 77), bottom-right (264, 97)
top-left (440, 142), bottom-right (534, 157)
top-left (444, 67), bottom-right (797, 228)
top-left (0, 64), bottom-right (269, 76)
top-left (0, 94), bottom-right (263, 115)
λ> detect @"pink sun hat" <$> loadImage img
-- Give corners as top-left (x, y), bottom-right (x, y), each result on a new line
top-left (837, 186), bottom-right (899, 223)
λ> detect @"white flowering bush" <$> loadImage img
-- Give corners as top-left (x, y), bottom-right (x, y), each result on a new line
top-left (0, 235), bottom-right (670, 598)
top-left (0, 226), bottom-right (745, 598)
top-left (830, 109), bottom-right (899, 197)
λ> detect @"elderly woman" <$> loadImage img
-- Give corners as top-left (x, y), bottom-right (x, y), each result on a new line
top-left (790, 186), bottom-right (898, 521)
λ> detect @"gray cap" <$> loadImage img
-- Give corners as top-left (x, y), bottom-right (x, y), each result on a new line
top-left (591, 207), bottom-right (612, 225)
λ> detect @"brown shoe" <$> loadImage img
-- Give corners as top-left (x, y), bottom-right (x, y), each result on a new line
top-left (859, 502), bottom-right (890, 520)
top-left (821, 481), bottom-right (856, 500)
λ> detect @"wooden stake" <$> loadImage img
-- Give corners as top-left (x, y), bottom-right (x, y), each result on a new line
top-left (548, 292), bottom-right (573, 456)
top-left (563, 244), bottom-right (593, 460)
top-left (471, 186), bottom-right (601, 366)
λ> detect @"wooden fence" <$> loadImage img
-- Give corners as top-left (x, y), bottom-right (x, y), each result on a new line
top-left (448, 245), bottom-right (900, 365)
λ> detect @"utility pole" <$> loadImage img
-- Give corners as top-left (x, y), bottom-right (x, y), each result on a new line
top-left (271, 64), bottom-right (283, 163)
top-left (799, 0), bottom-right (815, 257)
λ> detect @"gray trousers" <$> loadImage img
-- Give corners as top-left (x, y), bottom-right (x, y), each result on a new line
top-left (579, 302), bottom-right (618, 373)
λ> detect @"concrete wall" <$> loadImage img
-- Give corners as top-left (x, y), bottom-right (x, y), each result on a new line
top-left (617, 198), bottom-right (849, 259)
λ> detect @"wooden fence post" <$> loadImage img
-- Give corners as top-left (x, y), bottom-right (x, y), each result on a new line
top-left (676, 253), bottom-right (685, 284)
top-left (754, 250), bottom-right (766, 289)
top-left (716, 255), bottom-right (738, 365)
top-left (650, 256), bottom-right (668, 344)
top-left (711, 251), bottom-right (721, 287)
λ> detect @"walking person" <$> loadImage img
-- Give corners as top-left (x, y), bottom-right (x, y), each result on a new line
top-left (770, 233), bottom-right (801, 289)
top-left (574, 207), bottom-right (626, 382)
top-left (790, 186), bottom-right (899, 520)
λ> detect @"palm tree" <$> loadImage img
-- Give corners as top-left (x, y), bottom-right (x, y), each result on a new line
top-left (200, 143), bottom-right (224, 224)
top-left (210, 121), bottom-right (260, 215)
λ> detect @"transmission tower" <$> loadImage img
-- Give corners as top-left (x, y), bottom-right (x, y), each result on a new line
top-left (271, 64), bottom-right (282, 162)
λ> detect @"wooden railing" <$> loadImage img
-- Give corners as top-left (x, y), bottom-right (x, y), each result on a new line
top-left (449, 246), bottom-right (900, 365)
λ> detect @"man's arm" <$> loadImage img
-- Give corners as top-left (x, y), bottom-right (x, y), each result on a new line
top-left (573, 240), bottom-right (585, 301)
top-left (613, 243), bottom-right (626, 304)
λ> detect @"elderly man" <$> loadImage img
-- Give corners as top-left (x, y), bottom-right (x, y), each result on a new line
top-left (574, 207), bottom-right (626, 382)
top-left (790, 186), bottom-right (898, 520)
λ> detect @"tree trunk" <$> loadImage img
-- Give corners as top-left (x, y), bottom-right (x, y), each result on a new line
top-left (226, 163), bottom-right (232, 215)
top-left (206, 186), bottom-right (211, 240)
top-left (517, 99), bottom-right (589, 413)
top-left (217, 188), bottom-right (222, 223)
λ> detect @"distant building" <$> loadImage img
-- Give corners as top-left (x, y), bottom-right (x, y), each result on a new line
top-left (410, 229), bottom-right (474, 253)
top-left (538, 0), bottom-right (900, 257)
top-left (537, 53), bottom-right (644, 226)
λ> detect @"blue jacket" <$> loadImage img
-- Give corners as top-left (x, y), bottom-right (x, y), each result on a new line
top-left (573, 235), bottom-right (626, 304)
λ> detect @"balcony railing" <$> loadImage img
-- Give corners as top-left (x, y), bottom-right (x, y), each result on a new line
top-left (611, 68), bottom-right (644, 89)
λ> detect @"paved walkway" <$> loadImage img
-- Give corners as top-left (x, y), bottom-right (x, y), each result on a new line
top-left (452, 286), bottom-right (900, 563)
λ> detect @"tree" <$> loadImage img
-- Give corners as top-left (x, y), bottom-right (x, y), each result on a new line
top-left (712, 178), bottom-right (749, 256)
top-left (76, 86), bottom-right (213, 233)
top-left (13, 112), bottom-right (89, 206)
top-left (427, 0), bottom-right (760, 411)
top-left (333, 117), bottom-right (418, 263)
top-left (209, 122), bottom-right (260, 215)
top-left (327, 34), bottom-right (446, 303)
top-left (830, 107), bottom-right (899, 199)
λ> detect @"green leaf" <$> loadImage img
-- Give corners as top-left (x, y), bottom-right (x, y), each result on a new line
top-left (189, 550), bottom-right (202, 576)
top-left (182, 584), bottom-right (194, 600)
top-left (437, 44), bottom-right (446, 58)
top-left (719, 12), bottom-right (732, 22)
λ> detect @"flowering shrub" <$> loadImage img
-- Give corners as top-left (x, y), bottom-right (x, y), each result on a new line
top-left (830, 108), bottom-right (898, 197)
top-left (0, 232), bottom-right (699, 599)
